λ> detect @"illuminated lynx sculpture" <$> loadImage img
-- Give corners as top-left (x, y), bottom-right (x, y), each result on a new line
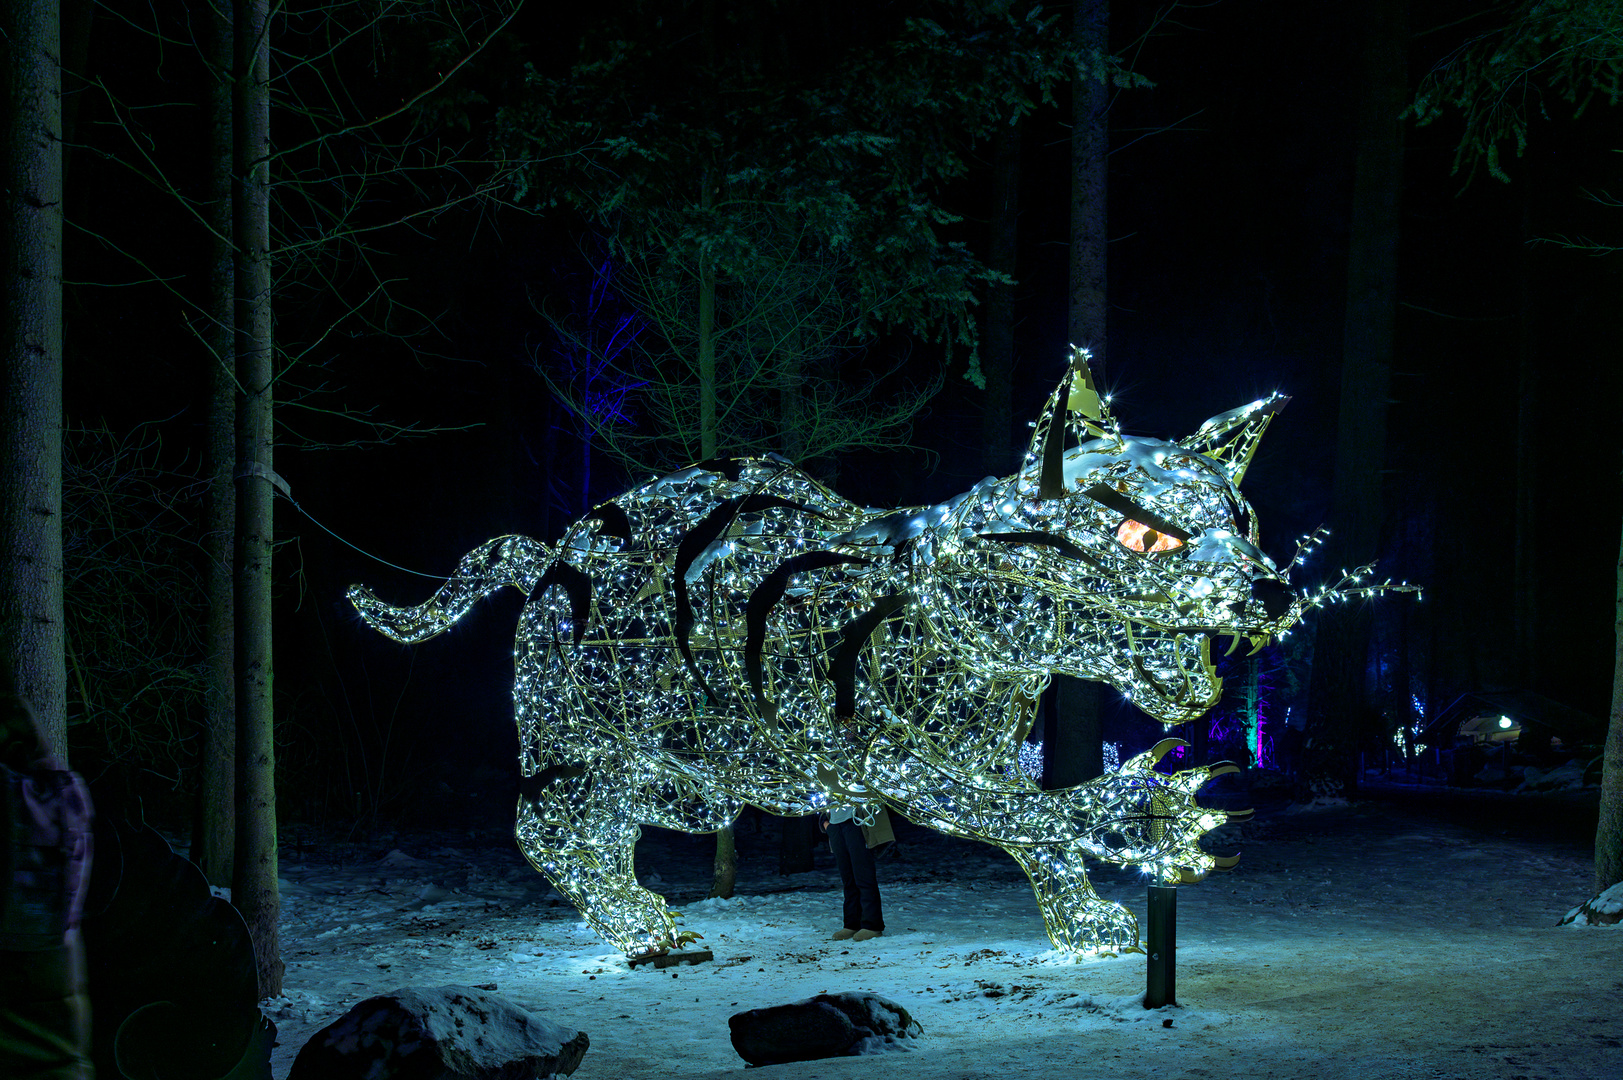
top-left (352, 347), bottom-right (1386, 956)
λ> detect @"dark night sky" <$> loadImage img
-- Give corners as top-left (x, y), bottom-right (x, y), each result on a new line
top-left (58, 0), bottom-right (1622, 817)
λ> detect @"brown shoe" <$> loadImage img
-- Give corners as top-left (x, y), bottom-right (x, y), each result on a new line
top-left (852, 929), bottom-right (882, 942)
top-left (832, 928), bottom-right (856, 940)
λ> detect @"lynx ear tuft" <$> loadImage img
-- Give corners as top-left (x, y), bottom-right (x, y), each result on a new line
top-left (1065, 344), bottom-right (1104, 423)
top-left (1036, 346), bottom-right (1107, 500)
top-left (1184, 392), bottom-right (1289, 486)
top-left (1037, 379), bottom-right (1071, 500)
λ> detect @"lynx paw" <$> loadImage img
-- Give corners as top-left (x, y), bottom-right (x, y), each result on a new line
top-left (1075, 738), bottom-right (1239, 883)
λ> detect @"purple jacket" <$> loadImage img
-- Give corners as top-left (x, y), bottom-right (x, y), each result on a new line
top-left (1, 754), bottom-right (94, 951)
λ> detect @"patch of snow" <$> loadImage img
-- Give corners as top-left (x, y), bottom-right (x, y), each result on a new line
top-left (268, 799), bottom-right (1620, 1080)
top-left (410, 883), bottom-right (457, 908)
top-left (378, 849), bottom-right (427, 868)
top-left (1284, 796), bottom-right (1347, 813)
top-left (850, 1033), bottom-right (916, 1056)
top-left (264, 988), bottom-right (336, 1026)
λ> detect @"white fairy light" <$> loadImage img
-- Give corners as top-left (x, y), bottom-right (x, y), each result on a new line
top-left (349, 346), bottom-right (1412, 957)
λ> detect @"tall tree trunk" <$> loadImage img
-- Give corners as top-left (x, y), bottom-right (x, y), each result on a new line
top-left (1595, 499), bottom-right (1623, 896)
top-left (0, 0), bottom-right (67, 758)
top-left (232, 0), bottom-right (282, 999)
top-left (982, 119), bottom-right (1021, 477)
top-left (696, 183), bottom-right (730, 897)
top-left (192, 0), bottom-right (237, 888)
top-left (1045, 677), bottom-right (1103, 787)
top-left (1049, 0), bottom-right (1109, 787)
top-left (775, 334), bottom-right (815, 875)
top-left (698, 263), bottom-right (717, 460)
top-left (698, 181), bottom-right (718, 461)
top-left (778, 815), bottom-right (816, 876)
top-left (1333, 0), bottom-right (1406, 598)
top-left (1513, 189), bottom-right (1539, 690)
top-left (709, 820), bottom-right (737, 899)
top-left (1308, 0), bottom-right (1407, 795)
top-left (779, 338), bottom-right (805, 463)
top-left (1069, 0), bottom-right (1109, 366)
top-left (1242, 655), bottom-right (1260, 768)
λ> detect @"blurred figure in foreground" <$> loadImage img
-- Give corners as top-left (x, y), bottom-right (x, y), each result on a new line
top-left (1, 690), bottom-right (93, 1078)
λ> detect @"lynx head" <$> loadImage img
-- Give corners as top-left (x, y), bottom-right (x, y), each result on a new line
top-left (929, 347), bottom-right (1315, 726)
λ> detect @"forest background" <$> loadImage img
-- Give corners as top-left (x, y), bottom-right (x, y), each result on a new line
top-left (2, 0), bottom-right (1620, 1000)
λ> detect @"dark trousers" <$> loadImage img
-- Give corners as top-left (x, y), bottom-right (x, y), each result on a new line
top-left (828, 819), bottom-right (883, 931)
top-left (0, 932), bottom-right (92, 1079)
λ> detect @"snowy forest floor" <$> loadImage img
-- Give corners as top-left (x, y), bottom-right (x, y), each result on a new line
top-left (262, 784), bottom-right (1622, 1079)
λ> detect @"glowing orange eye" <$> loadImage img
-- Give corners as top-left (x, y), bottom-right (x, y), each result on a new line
top-left (1116, 518), bottom-right (1184, 553)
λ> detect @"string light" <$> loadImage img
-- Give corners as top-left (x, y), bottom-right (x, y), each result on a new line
top-left (350, 346), bottom-right (1413, 957)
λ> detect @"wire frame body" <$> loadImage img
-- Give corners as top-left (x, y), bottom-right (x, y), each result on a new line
top-left (351, 349), bottom-right (1401, 956)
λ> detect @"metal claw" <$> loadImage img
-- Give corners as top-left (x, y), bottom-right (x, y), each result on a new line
top-left (1223, 633), bottom-right (1243, 657)
top-left (1148, 737), bottom-right (1189, 763)
top-left (1205, 761), bottom-right (1240, 779)
top-left (1212, 853), bottom-right (1241, 869)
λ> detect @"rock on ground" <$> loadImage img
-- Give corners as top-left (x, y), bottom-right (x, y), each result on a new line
top-left (1518, 760), bottom-right (1588, 792)
top-left (1560, 881), bottom-right (1623, 927)
top-left (729, 991), bottom-right (921, 1066)
top-left (288, 985), bottom-right (588, 1079)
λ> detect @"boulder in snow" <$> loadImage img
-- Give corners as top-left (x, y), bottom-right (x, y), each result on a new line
top-left (728, 991), bottom-right (921, 1066)
top-left (288, 985), bottom-right (588, 1079)
top-left (1560, 882), bottom-right (1623, 927)
top-left (1518, 760), bottom-right (1586, 792)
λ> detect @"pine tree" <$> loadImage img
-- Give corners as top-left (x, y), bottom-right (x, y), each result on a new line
top-left (0, 0), bottom-right (67, 759)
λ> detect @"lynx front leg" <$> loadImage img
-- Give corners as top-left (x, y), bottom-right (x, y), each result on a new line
top-left (1002, 742), bottom-right (1236, 952)
top-left (880, 780), bottom-right (1142, 954)
top-left (1003, 844), bottom-right (1140, 953)
top-left (1004, 741), bottom-right (1238, 952)
top-left (516, 761), bottom-right (677, 956)
top-left (874, 738), bottom-right (1228, 953)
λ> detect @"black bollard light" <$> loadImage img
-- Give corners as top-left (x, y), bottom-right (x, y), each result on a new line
top-left (1145, 884), bottom-right (1176, 1008)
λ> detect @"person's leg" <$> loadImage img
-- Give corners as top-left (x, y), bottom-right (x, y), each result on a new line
top-left (0, 935), bottom-right (93, 1079)
top-left (841, 826), bottom-right (883, 932)
top-left (828, 820), bottom-right (864, 930)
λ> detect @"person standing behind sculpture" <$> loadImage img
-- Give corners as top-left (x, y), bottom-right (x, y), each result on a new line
top-left (821, 803), bottom-right (894, 941)
top-left (0, 690), bottom-right (94, 1079)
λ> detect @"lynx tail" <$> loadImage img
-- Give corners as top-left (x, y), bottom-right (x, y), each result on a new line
top-left (348, 534), bottom-right (551, 644)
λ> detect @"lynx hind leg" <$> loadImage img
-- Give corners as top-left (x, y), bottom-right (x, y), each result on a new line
top-left (1005, 844), bottom-right (1140, 954)
top-left (516, 761), bottom-right (676, 956)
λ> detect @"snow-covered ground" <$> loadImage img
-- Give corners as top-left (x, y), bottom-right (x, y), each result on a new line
top-left (264, 792), bottom-right (1622, 1079)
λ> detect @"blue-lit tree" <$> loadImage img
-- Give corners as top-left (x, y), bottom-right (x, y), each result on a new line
top-left (536, 256), bottom-right (646, 517)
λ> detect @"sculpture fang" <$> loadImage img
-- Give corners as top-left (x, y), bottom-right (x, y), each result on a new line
top-left (351, 347), bottom-right (1393, 956)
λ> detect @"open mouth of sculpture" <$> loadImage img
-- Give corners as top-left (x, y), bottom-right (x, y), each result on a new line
top-left (1116, 626), bottom-right (1215, 716)
top-left (1116, 624), bottom-right (1275, 723)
